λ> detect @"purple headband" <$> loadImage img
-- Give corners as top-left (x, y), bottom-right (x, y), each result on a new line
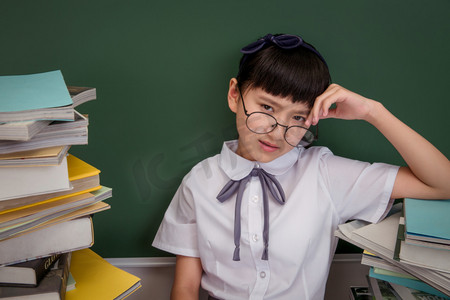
top-left (239, 33), bottom-right (328, 67)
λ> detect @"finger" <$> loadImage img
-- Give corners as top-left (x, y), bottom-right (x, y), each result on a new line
top-left (308, 84), bottom-right (341, 125)
top-left (320, 95), bottom-right (340, 118)
top-left (309, 106), bottom-right (324, 125)
top-left (306, 102), bottom-right (320, 126)
top-left (315, 84), bottom-right (341, 103)
top-left (315, 89), bottom-right (340, 121)
top-left (319, 108), bottom-right (337, 120)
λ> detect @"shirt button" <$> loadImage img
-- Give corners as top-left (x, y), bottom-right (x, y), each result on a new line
top-left (252, 195), bottom-right (259, 203)
top-left (252, 234), bottom-right (259, 242)
top-left (260, 271), bottom-right (266, 278)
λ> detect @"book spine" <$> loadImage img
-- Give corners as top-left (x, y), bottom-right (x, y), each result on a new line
top-left (58, 252), bottom-right (71, 300)
top-left (35, 254), bottom-right (61, 285)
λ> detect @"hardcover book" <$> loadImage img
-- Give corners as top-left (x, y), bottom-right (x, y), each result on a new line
top-left (0, 155), bottom-right (70, 201)
top-left (0, 154), bottom-right (100, 212)
top-left (0, 254), bottom-right (61, 287)
top-left (0, 216), bottom-right (93, 266)
top-left (0, 252), bottom-right (70, 299)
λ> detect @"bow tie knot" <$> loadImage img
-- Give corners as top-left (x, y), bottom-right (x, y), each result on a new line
top-left (217, 167), bottom-right (286, 261)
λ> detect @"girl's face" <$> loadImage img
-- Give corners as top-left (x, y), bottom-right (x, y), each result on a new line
top-left (227, 79), bottom-right (311, 163)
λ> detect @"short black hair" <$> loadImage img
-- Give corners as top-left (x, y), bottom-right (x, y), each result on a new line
top-left (236, 41), bottom-right (331, 108)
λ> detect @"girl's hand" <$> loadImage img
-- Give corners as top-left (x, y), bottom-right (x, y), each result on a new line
top-left (305, 84), bottom-right (376, 126)
top-left (306, 83), bottom-right (450, 200)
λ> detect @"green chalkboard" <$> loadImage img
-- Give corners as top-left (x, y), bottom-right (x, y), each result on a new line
top-left (1, 0), bottom-right (449, 258)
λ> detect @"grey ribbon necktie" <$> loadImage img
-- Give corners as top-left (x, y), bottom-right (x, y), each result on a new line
top-left (216, 168), bottom-right (286, 261)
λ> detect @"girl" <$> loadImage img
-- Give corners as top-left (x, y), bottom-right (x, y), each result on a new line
top-left (152, 33), bottom-right (450, 300)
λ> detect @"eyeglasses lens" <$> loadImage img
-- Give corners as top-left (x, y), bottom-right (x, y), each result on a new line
top-left (246, 113), bottom-right (314, 147)
top-left (246, 113), bottom-right (277, 134)
top-left (285, 127), bottom-right (314, 146)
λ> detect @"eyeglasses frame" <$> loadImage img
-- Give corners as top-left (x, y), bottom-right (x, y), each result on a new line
top-left (237, 87), bottom-right (318, 147)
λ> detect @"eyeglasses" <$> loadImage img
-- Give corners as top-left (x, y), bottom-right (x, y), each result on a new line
top-left (240, 34), bottom-right (327, 67)
top-left (239, 88), bottom-right (318, 147)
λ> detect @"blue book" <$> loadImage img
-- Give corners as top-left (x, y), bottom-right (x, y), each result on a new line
top-left (0, 70), bottom-right (74, 122)
top-left (369, 268), bottom-right (450, 299)
top-left (404, 198), bottom-right (450, 244)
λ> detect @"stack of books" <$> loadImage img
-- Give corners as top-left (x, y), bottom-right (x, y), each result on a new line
top-left (336, 200), bottom-right (450, 299)
top-left (0, 70), bottom-right (120, 299)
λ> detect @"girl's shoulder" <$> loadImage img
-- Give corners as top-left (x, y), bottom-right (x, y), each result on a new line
top-left (299, 145), bottom-right (334, 159)
top-left (183, 153), bottom-right (224, 183)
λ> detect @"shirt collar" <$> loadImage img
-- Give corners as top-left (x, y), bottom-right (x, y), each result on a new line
top-left (219, 140), bottom-right (302, 180)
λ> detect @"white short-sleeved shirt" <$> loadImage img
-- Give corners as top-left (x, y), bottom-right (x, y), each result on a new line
top-left (152, 140), bottom-right (399, 300)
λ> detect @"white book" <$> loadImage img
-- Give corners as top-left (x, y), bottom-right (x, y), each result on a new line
top-left (0, 120), bottom-right (51, 141)
top-left (361, 253), bottom-right (409, 275)
top-left (335, 212), bottom-right (450, 296)
top-left (0, 86), bottom-right (95, 142)
top-left (398, 216), bottom-right (450, 274)
top-left (399, 239), bottom-right (450, 273)
top-left (352, 213), bottom-right (400, 257)
top-left (0, 216), bottom-right (93, 266)
top-left (0, 145), bottom-right (69, 167)
top-left (0, 155), bottom-right (70, 201)
top-left (0, 112), bottom-right (88, 155)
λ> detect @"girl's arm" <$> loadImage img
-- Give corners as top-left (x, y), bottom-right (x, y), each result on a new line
top-left (307, 84), bottom-right (450, 200)
top-left (171, 255), bottom-right (203, 300)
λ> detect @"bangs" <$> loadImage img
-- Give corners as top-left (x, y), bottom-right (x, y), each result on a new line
top-left (237, 45), bottom-right (330, 108)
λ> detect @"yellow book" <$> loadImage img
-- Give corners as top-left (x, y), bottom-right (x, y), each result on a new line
top-left (373, 267), bottom-right (417, 280)
top-left (66, 154), bottom-right (100, 181)
top-left (0, 187), bottom-right (111, 241)
top-left (363, 249), bottom-right (377, 257)
top-left (67, 249), bottom-right (141, 300)
top-left (0, 193), bottom-right (95, 225)
top-left (0, 145), bottom-right (66, 160)
top-left (1, 201), bottom-right (110, 240)
top-left (0, 154), bottom-right (101, 214)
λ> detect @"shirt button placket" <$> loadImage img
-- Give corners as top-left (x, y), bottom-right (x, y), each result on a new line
top-left (247, 175), bottom-right (270, 299)
top-left (250, 268), bottom-right (270, 299)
